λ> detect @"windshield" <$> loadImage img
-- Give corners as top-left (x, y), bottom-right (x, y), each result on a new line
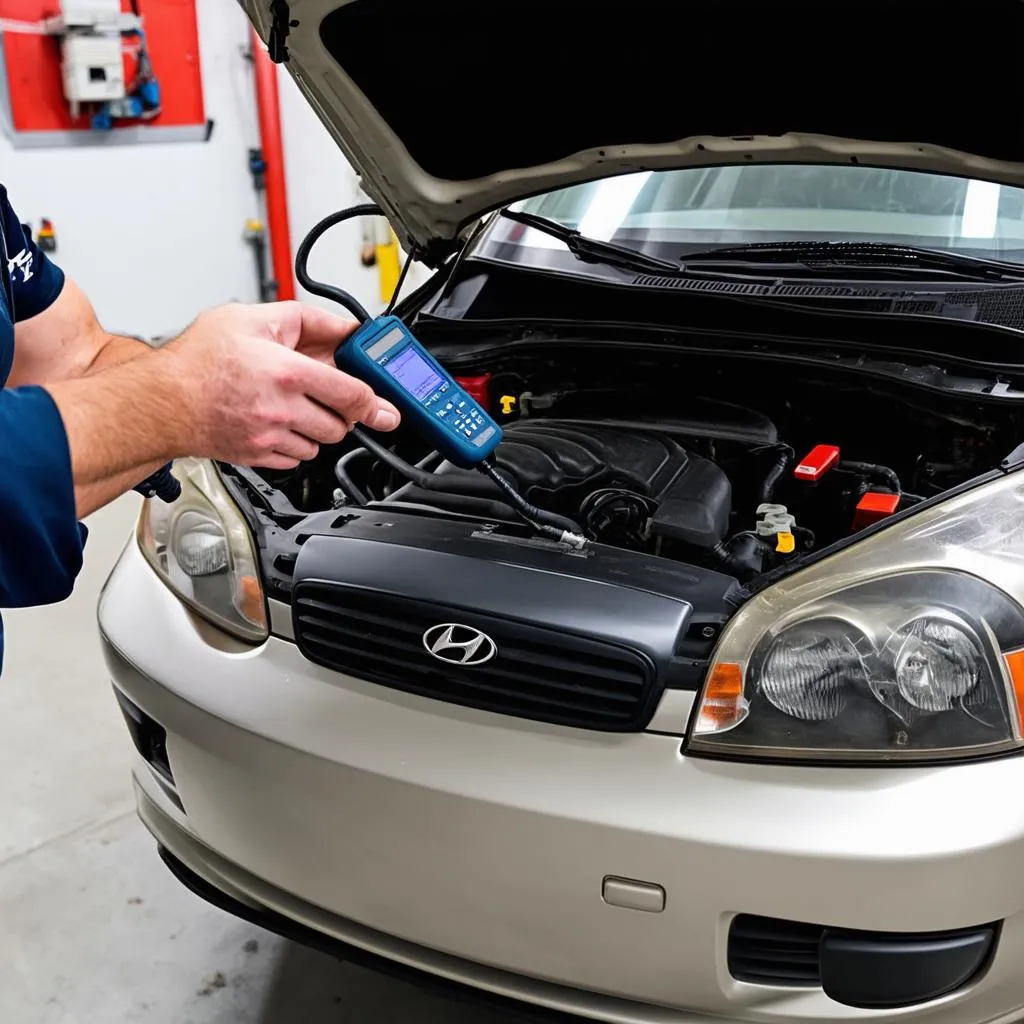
top-left (471, 165), bottom-right (1024, 279)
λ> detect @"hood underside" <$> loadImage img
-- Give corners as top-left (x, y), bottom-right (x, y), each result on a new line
top-left (244, 0), bottom-right (1024, 263)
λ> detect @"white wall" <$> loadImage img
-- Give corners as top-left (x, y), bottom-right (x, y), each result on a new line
top-left (0, 0), bottom-right (428, 339)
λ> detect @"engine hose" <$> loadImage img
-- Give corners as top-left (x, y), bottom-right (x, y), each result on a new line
top-left (351, 426), bottom-right (457, 490)
top-left (333, 448), bottom-right (372, 505)
top-left (352, 427), bottom-right (586, 543)
top-left (837, 460), bottom-right (901, 495)
top-left (758, 445), bottom-right (794, 504)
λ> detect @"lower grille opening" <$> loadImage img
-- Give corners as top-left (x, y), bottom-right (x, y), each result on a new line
top-left (728, 913), bottom-right (1000, 1009)
top-left (113, 687), bottom-right (183, 811)
top-left (729, 915), bottom-right (823, 986)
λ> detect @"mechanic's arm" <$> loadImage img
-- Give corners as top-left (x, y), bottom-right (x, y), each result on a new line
top-left (7, 277), bottom-right (149, 387)
top-left (2, 300), bottom-right (397, 606)
top-left (6, 277), bottom-right (164, 506)
top-left (48, 302), bottom-right (398, 519)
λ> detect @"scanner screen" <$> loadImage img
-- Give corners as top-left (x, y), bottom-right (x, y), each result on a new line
top-left (383, 345), bottom-right (444, 401)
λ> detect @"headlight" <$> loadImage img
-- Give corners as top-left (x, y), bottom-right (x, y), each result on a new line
top-left (688, 470), bottom-right (1024, 764)
top-left (137, 459), bottom-right (268, 643)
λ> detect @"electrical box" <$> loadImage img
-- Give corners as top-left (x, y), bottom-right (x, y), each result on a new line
top-left (60, 34), bottom-right (125, 103)
top-left (58, 0), bottom-right (123, 22)
top-left (1, 0), bottom-right (207, 147)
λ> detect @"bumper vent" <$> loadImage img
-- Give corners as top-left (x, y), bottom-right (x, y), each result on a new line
top-left (728, 915), bottom-right (823, 986)
top-left (728, 914), bottom-right (999, 1007)
top-left (292, 582), bottom-right (656, 730)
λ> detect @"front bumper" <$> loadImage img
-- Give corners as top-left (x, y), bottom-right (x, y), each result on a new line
top-left (99, 539), bottom-right (1024, 1024)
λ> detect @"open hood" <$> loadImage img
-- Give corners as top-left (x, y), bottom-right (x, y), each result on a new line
top-left (243, 0), bottom-right (1024, 265)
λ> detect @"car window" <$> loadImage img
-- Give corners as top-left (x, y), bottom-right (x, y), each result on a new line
top-left (471, 165), bottom-right (1024, 276)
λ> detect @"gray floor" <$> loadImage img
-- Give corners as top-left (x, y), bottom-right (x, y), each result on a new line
top-left (0, 496), bottom-right (526, 1024)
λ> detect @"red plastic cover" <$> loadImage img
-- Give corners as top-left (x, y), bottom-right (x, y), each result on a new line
top-left (793, 444), bottom-right (841, 482)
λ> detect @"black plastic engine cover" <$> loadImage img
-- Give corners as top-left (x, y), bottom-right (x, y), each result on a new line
top-left (390, 420), bottom-right (730, 546)
top-left (288, 509), bottom-right (742, 730)
top-left (481, 421), bottom-right (687, 503)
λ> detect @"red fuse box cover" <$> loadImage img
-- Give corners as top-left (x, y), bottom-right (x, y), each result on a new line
top-left (794, 444), bottom-right (841, 482)
top-left (853, 491), bottom-right (900, 531)
top-left (455, 374), bottom-right (492, 410)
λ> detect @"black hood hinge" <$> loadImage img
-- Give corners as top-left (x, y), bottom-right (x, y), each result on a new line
top-left (267, 0), bottom-right (298, 63)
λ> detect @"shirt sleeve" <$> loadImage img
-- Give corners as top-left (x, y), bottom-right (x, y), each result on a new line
top-left (0, 386), bottom-right (86, 608)
top-left (0, 186), bottom-right (65, 322)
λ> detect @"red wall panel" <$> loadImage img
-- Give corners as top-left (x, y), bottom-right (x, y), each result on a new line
top-left (0, 0), bottom-right (205, 133)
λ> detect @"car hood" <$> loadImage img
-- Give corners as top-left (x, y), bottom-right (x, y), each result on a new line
top-left (243, 0), bottom-right (1024, 265)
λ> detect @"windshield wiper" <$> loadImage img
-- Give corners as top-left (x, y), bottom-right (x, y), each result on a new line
top-left (499, 209), bottom-right (682, 275)
top-left (677, 241), bottom-right (1024, 282)
top-left (498, 212), bottom-right (1024, 287)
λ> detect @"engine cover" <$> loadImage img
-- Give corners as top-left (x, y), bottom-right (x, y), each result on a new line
top-left (387, 419), bottom-right (732, 549)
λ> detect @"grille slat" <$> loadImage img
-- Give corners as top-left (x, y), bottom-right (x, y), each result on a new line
top-left (297, 612), bottom-right (645, 694)
top-left (292, 583), bottom-right (657, 730)
top-left (300, 601), bottom-right (646, 686)
top-left (728, 915), bottom-right (824, 986)
top-left (299, 631), bottom-right (640, 709)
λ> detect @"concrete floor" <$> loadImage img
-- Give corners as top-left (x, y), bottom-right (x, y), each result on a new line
top-left (0, 496), bottom-right (528, 1024)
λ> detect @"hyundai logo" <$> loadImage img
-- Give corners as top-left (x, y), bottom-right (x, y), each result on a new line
top-left (422, 623), bottom-right (497, 666)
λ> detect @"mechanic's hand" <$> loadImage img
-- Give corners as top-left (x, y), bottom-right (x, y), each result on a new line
top-left (164, 301), bottom-right (400, 470)
top-left (275, 302), bottom-right (365, 368)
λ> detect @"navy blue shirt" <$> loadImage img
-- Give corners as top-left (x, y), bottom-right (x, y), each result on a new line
top-left (0, 185), bottom-right (84, 672)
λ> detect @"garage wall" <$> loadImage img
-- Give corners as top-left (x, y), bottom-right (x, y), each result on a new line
top-left (0, 0), bottom-right (431, 339)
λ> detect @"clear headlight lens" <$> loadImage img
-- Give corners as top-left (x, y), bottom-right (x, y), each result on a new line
top-left (688, 470), bottom-right (1024, 763)
top-left (137, 459), bottom-right (267, 643)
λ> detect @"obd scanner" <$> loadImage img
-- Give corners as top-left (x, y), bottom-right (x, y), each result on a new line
top-left (337, 315), bottom-right (501, 468)
top-left (295, 204), bottom-right (587, 549)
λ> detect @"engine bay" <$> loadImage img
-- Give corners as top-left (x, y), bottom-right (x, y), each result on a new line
top-left (247, 341), bottom-right (1021, 587)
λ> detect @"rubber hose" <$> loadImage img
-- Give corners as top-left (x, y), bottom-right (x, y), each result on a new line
top-left (333, 448), bottom-right (372, 505)
top-left (758, 446), bottom-right (794, 504)
top-left (351, 427), bottom-right (455, 490)
top-left (838, 460), bottom-right (901, 495)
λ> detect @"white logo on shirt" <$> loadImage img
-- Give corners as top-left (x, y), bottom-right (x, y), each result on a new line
top-left (7, 248), bottom-right (33, 283)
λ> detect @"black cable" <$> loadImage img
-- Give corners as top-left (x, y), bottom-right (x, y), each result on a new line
top-left (352, 428), bottom-right (582, 540)
top-left (294, 203), bottom-right (382, 322)
top-left (478, 460), bottom-right (586, 548)
top-left (297, 205), bottom-right (587, 548)
top-left (384, 248), bottom-right (414, 316)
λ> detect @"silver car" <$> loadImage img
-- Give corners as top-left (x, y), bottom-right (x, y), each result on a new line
top-left (99, 2), bottom-right (1024, 1021)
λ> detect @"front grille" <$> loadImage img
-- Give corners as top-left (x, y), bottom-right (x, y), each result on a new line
top-left (292, 582), bottom-right (657, 730)
top-left (728, 915), bottom-right (824, 986)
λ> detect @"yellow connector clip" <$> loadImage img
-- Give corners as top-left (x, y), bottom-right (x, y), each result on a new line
top-left (500, 395), bottom-right (517, 415)
top-left (776, 531), bottom-right (796, 554)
